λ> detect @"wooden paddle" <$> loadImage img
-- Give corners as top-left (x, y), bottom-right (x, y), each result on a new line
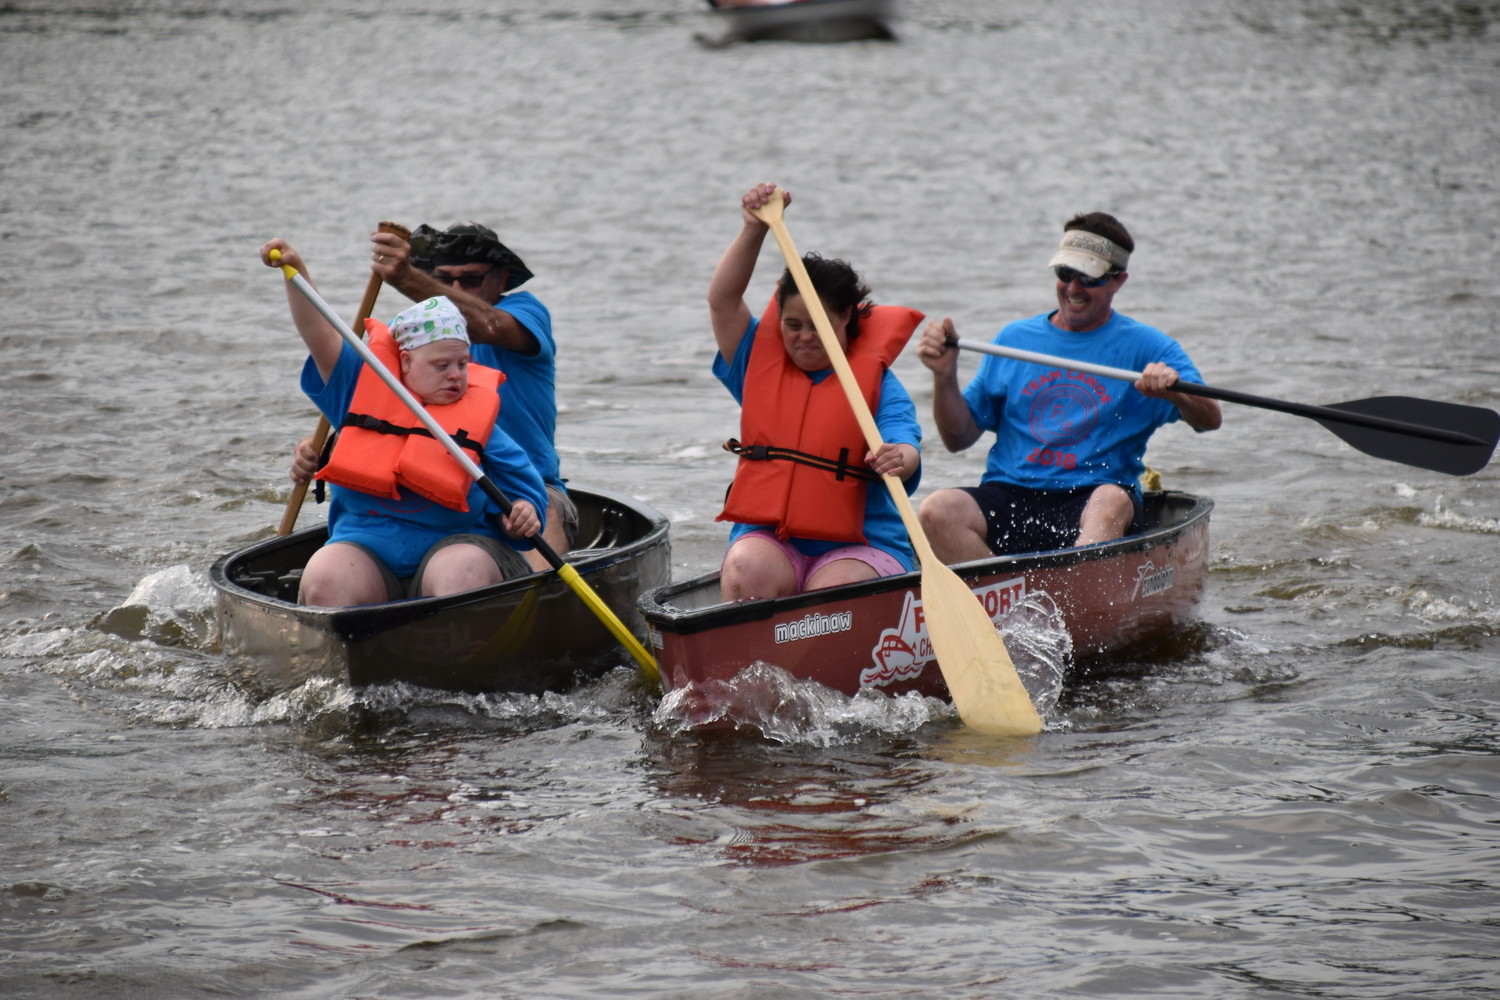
top-left (269, 250), bottom-right (662, 687)
top-left (949, 338), bottom-right (1499, 477)
top-left (749, 192), bottom-right (1042, 736)
top-left (277, 221), bottom-right (411, 535)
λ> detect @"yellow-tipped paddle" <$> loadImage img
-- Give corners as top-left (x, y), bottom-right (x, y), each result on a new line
top-left (277, 221), bottom-right (411, 535)
top-left (269, 249), bottom-right (661, 686)
top-left (749, 191), bottom-right (1042, 736)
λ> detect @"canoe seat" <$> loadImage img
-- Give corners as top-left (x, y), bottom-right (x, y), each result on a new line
top-left (571, 505), bottom-right (631, 552)
top-left (234, 567), bottom-right (302, 602)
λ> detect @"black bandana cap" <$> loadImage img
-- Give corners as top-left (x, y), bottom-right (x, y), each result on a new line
top-left (408, 222), bottom-right (534, 291)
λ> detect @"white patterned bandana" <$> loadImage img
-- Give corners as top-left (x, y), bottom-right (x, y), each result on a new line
top-left (389, 296), bottom-right (469, 350)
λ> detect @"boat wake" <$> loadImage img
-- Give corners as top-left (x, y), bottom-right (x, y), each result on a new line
top-left (8, 565), bottom-right (656, 736)
top-left (999, 590), bottom-right (1071, 717)
top-left (1417, 494), bottom-right (1500, 534)
top-left (91, 563), bottom-right (219, 651)
top-left (652, 592), bottom-right (1071, 744)
top-left (28, 564), bottom-right (1067, 741)
top-left (652, 661), bottom-right (955, 745)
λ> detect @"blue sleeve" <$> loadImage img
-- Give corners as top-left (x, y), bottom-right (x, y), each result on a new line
top-left (494, 291), bottom-right (554, 363)
top-left (1128, 327), bottom-right (1202, 428)
top-left (875, 371), bottom-right (921, 447)
top-left (1161, 339), bottom-right (1203, 423)
top-left (480, 427), bottom-right (549, 550)
top-left (962, 350), bottom-right (1005, 434)
top-left (875, 371), bottom-right (923, 494)
top-left (711, 315), bottom-right (757, 404)
top-left (300, 342), bottom-right (362, 424)
top-left (469, 291), bottom-right (562, 489)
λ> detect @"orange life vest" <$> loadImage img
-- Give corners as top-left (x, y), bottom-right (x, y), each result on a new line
top-left (717, 298), bottom-right (923, 544)
top-left (316, 318), bottom-right (504, 512)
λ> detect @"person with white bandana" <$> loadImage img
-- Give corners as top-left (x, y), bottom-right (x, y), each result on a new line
top-left (291, 221), bottom-right (576, 573)
top-left (915, 212), bottom-right (1221, 561)
top-left (263, 236), bottom-right (547, 606)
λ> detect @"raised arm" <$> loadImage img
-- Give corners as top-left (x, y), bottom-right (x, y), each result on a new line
top-left (259, 239), bottom-right (343, 380)
top-left (368, 230), bottom-right (540, 356)
top-left (708, 183), bottom-right (789, 361)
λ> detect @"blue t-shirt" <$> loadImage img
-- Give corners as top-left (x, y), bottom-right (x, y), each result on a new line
top-left (713, 317), bottom-right (922, 571)
top-left (301, 342), bottom-right (548, 577)
top-left (467, 291), bottom-right (563, 491)
top-left (962, 310), bottom-right (1204, 490)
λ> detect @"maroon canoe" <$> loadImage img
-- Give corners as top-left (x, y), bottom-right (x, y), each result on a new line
top-left (637, 491), bottom-right (1211, 705)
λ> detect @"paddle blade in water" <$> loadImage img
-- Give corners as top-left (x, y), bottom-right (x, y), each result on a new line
top-left (922, 562), bottom-right (1043, 736)
top-left (1318, 396), bottom-right (1499, 476)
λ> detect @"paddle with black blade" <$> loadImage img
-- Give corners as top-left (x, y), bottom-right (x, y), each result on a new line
top-left (749, 191), bottom-right (1042, 737)
top-left (948, 338), bottom-right (1498, 477)
top-left (268, 250), bottom-right (662, 687)
top-left (277, 221), bottom-right (412, 535)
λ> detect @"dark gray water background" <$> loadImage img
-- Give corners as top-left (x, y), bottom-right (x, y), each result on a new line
top-left (2, 1), bottom-right (1499, 997)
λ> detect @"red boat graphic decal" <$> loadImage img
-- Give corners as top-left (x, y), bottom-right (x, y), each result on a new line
top-left (861, 577), bottom-right (1026, 688)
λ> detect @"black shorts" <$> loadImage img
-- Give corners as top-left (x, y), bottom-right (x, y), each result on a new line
top-left (959, 482), bottom-right (1144, 555)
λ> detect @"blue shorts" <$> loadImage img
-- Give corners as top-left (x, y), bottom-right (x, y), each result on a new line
top-left (960, 482), bottom-right (1144, 555)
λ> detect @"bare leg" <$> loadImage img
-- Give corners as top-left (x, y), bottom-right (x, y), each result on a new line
top-left (805, 558), bottom-right (880, 592)
top-left (416, 542), bottom-right (507, 597)
top-left (918, 488), bottom-right (993, 564)
top-left (300, 542), bottom-right (390, 606)
top-left (720, 533), bottom-right (798, 601)
top-left (1074, 484), bottom-right (1135, 546)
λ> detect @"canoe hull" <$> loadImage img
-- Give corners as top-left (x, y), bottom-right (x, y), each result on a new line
top-left (703, 0), bottom-right (901, 45)
top-left (638, 491), bottom-right (1212, 703)
top-left (211, 486), bottom-right (671, 695)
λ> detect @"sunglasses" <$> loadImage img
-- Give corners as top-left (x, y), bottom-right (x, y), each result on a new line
top-left (433, 266), bottom-right (497, 291)
top-left (1054, 266), bottom-right (1115, 289)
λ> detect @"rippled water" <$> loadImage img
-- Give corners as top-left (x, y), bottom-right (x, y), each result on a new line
top-left (3, 1), bottom-right (1499, 997)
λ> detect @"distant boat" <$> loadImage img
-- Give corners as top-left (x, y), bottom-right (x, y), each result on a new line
top-left (212, 486), bottom-right (671, 695)
top-left (639, 491), bottom-right (1213, 719)
top-left (698, 0), bottom-right (902, 46)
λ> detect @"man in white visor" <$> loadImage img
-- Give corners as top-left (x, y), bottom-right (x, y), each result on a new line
top-left (915, 213), bottom-right (1222, 560)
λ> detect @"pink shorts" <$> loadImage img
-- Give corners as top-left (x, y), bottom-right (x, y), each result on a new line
top-left (725, 532), bottom-right (904, 591)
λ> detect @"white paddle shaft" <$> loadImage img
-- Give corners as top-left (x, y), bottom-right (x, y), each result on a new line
top-left (281, 267), bottom-right (485, 483)
top-left (952, 338), bottom-right (1145, 384)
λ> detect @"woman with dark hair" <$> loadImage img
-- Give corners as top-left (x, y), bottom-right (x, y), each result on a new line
top-left (707, 183), bottom-right (926, 600)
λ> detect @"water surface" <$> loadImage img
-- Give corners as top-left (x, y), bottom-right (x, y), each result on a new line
top-left (2, 1), bottom-right (1498, 997)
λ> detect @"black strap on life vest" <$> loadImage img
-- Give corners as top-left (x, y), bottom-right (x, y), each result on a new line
top-left (722, 438), bottom-right (880, 483)
top-left (340, 413), bottom-right (486, 456)
top-left (312, 431), bottom-right (337, 505)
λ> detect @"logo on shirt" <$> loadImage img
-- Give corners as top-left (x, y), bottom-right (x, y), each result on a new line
top-left (1025, 374), bottom-right (1109, 447)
